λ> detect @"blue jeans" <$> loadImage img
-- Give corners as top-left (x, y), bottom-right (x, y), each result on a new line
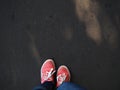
top-left (33, 81), bottom-right (86, 90)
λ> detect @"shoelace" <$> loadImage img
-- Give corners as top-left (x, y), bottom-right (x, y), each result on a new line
top-left (57, 73), bottom-right (66, 84)
top-left (42, 68), bottom-right (56, 81)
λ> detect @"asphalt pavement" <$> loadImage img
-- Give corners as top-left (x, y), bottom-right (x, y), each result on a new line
top-left (0, 0), bottom-right (120, 90)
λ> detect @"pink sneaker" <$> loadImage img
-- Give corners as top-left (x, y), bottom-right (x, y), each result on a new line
top-left (41, 59), bottom-right (56, 84)
top-left (56, 65), bottom-right (71, 87)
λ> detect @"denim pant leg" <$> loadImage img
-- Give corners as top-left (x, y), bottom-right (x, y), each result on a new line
top-left (33, 81), bottom-right (55, 90)
top-left (57, 82), bottom-right (86, 90)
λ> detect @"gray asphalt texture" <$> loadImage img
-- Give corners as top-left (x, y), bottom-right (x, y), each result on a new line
top-left (0, 0), bottom-right (120, 90)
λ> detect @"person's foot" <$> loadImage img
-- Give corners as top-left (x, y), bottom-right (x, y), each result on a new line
top-left (41, 59), bottom-right (56, 84)
top-left (56, 65), bottom-right (71, 87)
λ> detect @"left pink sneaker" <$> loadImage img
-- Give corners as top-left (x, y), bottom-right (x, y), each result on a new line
top-left (41, 59), bottom-right (56, 84)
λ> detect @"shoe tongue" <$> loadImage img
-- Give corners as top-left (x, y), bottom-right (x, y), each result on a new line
top-left (58, 73), bottom-right (66, 82)
top-left (42, 68), bottom-right (55, 81)
top-left (47, 68), bottom-right (56, 79)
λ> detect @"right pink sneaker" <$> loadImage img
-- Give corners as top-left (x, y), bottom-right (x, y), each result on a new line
top-left (56, 65), bottom-right (71, 87)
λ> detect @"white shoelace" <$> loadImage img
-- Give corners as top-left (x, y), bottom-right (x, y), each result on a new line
top-left (57, 73), bottom-right (66, 84)
top-left (42, 68), bottom-right (56, 81)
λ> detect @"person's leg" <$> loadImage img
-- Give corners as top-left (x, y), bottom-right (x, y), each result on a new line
top-left (56, 65), bottom-right (86, 90)
top-left (57, 82), bottom-right (86, 90)
top-left (33, 59), bottom-right (56, 90)
top-left (33, 81), bottom-right (54, 90)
